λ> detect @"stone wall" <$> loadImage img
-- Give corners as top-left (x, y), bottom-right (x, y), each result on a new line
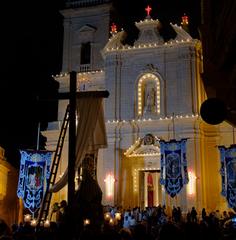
top-left (0, 147), bottom-right (19, 227)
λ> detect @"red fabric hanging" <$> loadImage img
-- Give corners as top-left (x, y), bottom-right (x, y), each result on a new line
top-left (147, 173), bottom-right (154, 207)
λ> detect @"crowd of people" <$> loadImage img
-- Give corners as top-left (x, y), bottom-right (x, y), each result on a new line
top-left (101, 205), bottom-right (236, 239)
top-left (1, 203), bottom-right (236, 239)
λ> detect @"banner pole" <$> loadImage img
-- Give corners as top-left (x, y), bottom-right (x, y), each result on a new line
top-left (233, 126), bottom-right (235, 144)
top-left (37, 122), bottom-right (41, 151)
top-left (32, 122), bottom-right (41, 220)
top-left (172, 113), bottom-right (175, 139)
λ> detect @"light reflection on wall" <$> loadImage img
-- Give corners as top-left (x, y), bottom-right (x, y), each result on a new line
top-left (0, 165), bottom-right (8, 200)
top-left (187, 171), bottom-right (196, 196)
top-left (104, 173), bottom-right (115, 199)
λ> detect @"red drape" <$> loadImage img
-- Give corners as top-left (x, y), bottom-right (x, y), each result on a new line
top-left (147, 173), bottom-right (154, 207)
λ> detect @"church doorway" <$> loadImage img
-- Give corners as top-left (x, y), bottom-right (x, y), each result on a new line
top-left (139, 170), bottom-right (162, 209)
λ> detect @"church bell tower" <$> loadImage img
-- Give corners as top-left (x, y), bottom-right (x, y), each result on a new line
top-left (61, 0), bottom-right (112, 73)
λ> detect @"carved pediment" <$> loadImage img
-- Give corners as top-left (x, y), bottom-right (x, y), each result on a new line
top-left (78, 24), bottom-right (97, 33)
top-left (73, 24), bottom-right (97, 44)
top-left (124, 134), bottom-right (160, 157)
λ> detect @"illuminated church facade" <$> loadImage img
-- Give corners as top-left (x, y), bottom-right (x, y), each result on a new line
top-left (44, 0), bottom-right (233, 214)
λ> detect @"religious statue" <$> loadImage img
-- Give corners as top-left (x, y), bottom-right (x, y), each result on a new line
top-left (144, 84), bottom-right (156, 115)
top-left (28, 173), bottom-right (36, 189)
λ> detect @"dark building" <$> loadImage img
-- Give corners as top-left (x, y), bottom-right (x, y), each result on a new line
top-left (200, 0), bottom-right (236, 126)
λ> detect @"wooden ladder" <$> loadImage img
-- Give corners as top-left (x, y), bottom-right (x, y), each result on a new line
top-left (37, 104), bottom-right (70, 222)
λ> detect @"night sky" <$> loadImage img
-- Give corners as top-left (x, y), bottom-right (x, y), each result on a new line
top-left (0, 0), bottom-right (200, 167)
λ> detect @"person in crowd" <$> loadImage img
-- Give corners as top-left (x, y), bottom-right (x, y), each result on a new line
top-left (202, 208), bottom-right (207, 221)
top-left (176, 207), bottom-right (182, 222)
top-left (137, 208), bottom-right (142, 223)
top-left (158, 206), bottom-right (167, 225)
top-left (186, 211), bottom-right (191, 223)
top-left (132, 223), bottom-right (150, 240)
top-left (172, 206), bottom-right (178, 222)
top-left (50, 202), bottom-right (61, 223)
top-left (129, 215), bottom-right (136, 229)
top-left (222, 210), bottom-right (229, 219)
top-left (123, 216), bottom-right (130, 229)
top-left (119, 228), bottom-right (133, 240)
top-left (11, 224), bottom-right (18, 240)
top-left (59, 200), bottom-right (68, 218)
top-left (158, 222), bottom-right (183, 240)
top-left (190, 206), bottom-right (198, 223)
top-left (215, 209), bottom-right (221, 220)
top-left (0, 219), bottom-right (12, 240)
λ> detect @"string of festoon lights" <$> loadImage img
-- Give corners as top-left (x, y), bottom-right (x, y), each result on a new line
top-left (52, 69), bottom-right (104, 78)
top-left (106, 114), bottom-right (199, 124)
top-left (105, 17), bottom-right (194, 53)
top-left (105, 38), bottom-right (192, 52)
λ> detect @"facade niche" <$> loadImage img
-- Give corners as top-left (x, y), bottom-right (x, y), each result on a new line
top-left (137, 73), bottom-right (161, 118)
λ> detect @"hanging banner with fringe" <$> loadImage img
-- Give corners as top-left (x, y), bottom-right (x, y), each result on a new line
top-left (17, 150), bottom-right (52, 213)
top-left (218, 145), bottom-right (236, 208)
top-left (160, 139), bottom-right (188, 197)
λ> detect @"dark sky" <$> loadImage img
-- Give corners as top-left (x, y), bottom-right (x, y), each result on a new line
top-left (0, 0), bottom-right (200, 167)
top-left (0, 0), bottom-right (64, 165)
top-left (113, 0), bottom-right (200, 40)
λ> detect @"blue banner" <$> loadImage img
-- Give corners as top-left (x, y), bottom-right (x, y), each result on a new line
top-left (17, 150), bottom-right (52, 213)
top-left (218, 145), bottom-right (236, 208)
top-left (160, 139), bottom-right (188, 197)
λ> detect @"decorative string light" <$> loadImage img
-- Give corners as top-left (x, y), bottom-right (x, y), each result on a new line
top-left (129, 152), bottom-right (161, 157)
top-left (106, 114), bottom-right (199, 124)
top-left (53, 69), bottom-right (104, 78)
top-left (104, 39), bottom-right (195, 52)
top-left (138, 73), bottom-right (161, 116)
top-left (133, 169), bottom-right (138, 192)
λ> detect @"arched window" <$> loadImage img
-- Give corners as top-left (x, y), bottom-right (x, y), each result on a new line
top-left (137, 73), bottom-right (161, 117)
top-left (80, 42), bottom-right (91, 65)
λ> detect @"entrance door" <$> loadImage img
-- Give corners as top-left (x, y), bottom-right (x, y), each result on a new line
top-left (139, 170), bottom-right (161, 208)
top-left (147, 173), bottom-right (154, 207)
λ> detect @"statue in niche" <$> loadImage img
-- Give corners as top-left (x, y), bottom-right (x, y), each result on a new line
top-left (144, 83), bottom-right (156, 115)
